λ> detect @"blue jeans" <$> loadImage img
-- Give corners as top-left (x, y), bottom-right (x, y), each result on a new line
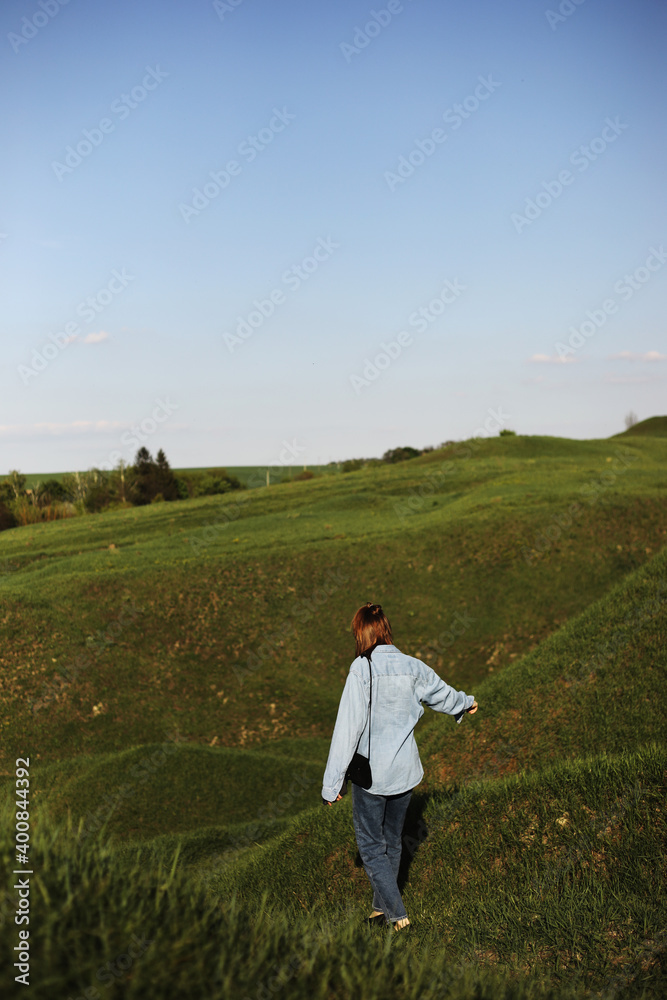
top-left (351, 783), bottom-right (412, 923)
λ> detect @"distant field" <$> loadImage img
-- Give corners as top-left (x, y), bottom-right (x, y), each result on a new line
top-left (12, 464), bottom-right (340, 490)
top-left (8, 414), bottom-right (665, 486)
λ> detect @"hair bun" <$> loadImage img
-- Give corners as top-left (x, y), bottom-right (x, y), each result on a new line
top-left (352, 602), bottom-right (393, 656)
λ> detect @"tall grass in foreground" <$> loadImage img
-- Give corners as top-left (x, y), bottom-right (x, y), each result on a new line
top-left (1, 747), bottom-right (664, 999)
top-left (214, 745), bottom-right (666, 994)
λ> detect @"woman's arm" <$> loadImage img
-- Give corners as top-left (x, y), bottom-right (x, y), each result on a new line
top-left (417, 662), bottom-right (476, 723)
top-left (321, 668), bottom-right (367, 803)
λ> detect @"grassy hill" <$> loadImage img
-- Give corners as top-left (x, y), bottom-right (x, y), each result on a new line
top-left (1, 431), bottom-right (666, 998)
top-left (1, 743), bottom-right (664, 1000)
top-left (614, 415), bottom-right (667, 438)
top-left (2, 433), bottom-right (666, 768)
top-left (215, 746), bottom-right (666, 977)
top-left (215, 548), bottom-right (666, 898)
top-left (27, 741), bottom-right (326, 843)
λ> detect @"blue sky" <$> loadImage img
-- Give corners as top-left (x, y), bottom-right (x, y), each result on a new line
top-left (1, 0), bottom-right (665, 473)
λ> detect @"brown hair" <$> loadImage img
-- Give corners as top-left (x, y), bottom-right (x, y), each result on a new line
top-left (351, 602), bottom-right (393, 658)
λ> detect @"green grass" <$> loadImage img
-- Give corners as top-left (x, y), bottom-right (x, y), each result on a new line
top-left (416, 544), bottom-right (667, 788)
top-left (614, 415), bottom-right (667, 438)
top-left (215, 746), bottom-right (666, 978)
top-left (1, 747), bottom-right (663, 1000)
top-left (2, 434), bottom-right (667, 767)
top-left (1, 430), bottom-right (666, 998)
top-left (30, 742), bottom-right (324, 842)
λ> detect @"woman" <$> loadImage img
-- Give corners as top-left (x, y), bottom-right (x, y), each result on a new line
top-left (322, 602), bottom-right (478, 931)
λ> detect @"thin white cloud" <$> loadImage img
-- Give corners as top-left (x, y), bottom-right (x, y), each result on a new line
top-left (608, 350), bottom-right (667, 362)
top-left (604, 374), bottom-right (662, 384)
top-left (0, 419), bottom-right (189, 440)
top-left (528, 353), bottom-right (576, 365)
top-left (83, 331), bottom-right (109, 344)
top-left (0, 421), bottom-right (126, 438)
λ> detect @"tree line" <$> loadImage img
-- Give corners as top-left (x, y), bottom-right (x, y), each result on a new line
top-left (0, 448), bottom-right (242, 530)
top-left (0, 429), bottom-right (525, 533)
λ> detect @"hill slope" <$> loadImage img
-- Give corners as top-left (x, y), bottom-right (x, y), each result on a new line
top-left (2, 433), bottom-right (666, 1000)
top-left (614, 415), bottom-right (667, 438)
top-left (417, 544), bottom-right (667, 788)
top-left (2, 433), bottom-right (666, 770)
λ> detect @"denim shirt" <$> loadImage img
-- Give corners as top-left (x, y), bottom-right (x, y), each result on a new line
top-left (321, 644), bottom-right (475, 801)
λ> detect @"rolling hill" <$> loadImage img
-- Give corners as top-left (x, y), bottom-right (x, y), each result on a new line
top-left (1, 430), bottom-right (666, 999)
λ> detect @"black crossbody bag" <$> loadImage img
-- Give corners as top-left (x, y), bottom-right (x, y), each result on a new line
top-left (345, 649), bottom-right (374, 789)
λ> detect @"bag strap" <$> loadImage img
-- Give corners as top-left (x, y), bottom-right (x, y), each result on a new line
top-left (365, 650), bottom-right (372, 757)
top-left (352, 643), bottom-right (377, 756)
top-left (361, 645), bottom-right (374, 757)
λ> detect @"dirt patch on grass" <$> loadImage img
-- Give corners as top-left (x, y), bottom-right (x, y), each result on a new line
top-left (323, 847), bottom-right (368, 900)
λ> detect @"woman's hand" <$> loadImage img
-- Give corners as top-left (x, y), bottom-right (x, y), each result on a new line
top-left (466, 700), bottom-right (478, 714)
top-left (327, 793), bottom-right (343, 805)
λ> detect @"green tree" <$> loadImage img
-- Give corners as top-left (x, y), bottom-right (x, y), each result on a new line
top-left (0, 501), bottom-right (17, 531)
top-left (40, 478), bottom-right (71, 504)
top-left (61, 471), bottom-right (91, 506)
top-left (193, 468), bottom-right (242, 497)
top-left (84, 470), bottom-right (114, 513)
top-left (6, 470), bottom-right (26, 500)
top-left (131, 447), bottom-right (157, 505)
top-left (155, 449), bottom-right (179, 501)
top-left (382, 446), bottom-right (421, 464)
